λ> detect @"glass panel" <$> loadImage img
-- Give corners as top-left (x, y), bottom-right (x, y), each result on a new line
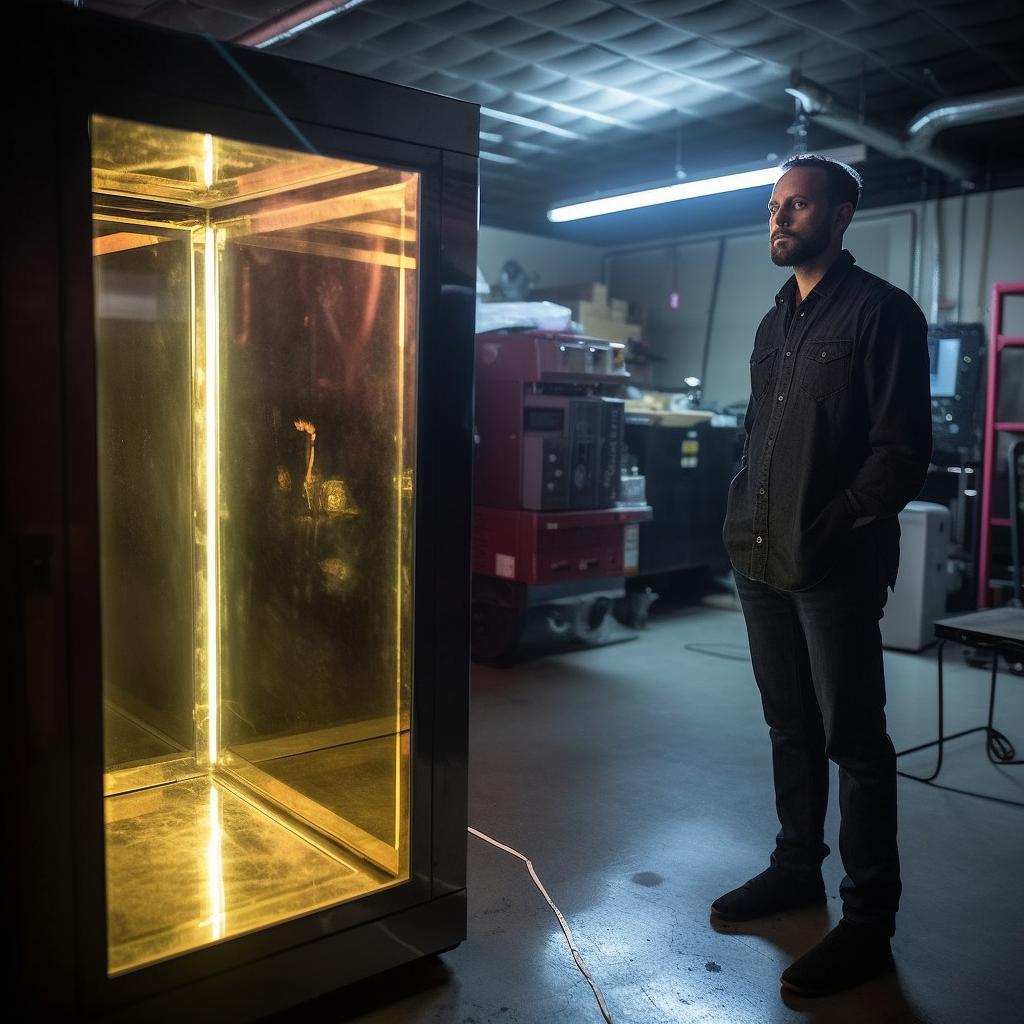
top-left (93, 115), bottom-right (418, 975)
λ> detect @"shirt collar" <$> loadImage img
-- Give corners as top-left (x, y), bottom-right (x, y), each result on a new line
top-left (774, 249), bottom-right (857, 306)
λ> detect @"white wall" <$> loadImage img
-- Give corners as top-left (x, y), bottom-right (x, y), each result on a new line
top-left (701, 211), bottom-right (913, 404)
top-left (604, 185), bottom-right (1024, 404)
top-left (477, 187), bottom-right (1024, 404)
top-left (478, 225), bottom-right (603, 291)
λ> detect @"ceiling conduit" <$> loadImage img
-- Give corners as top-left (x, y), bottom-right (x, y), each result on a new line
top-left (786, 71), bottom-right (976, 184)
top-left (232, 0), bottom-right (373, 50)
top-left (906, 87), bottom-right (1024, 151)
top-left (788, 74), bottom-right (1024, 188)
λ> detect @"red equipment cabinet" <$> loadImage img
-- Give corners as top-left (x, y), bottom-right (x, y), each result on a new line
top-left (472, 505), bottom-right (651, 585)
top-left (472, 330), bottom-right (652, 660)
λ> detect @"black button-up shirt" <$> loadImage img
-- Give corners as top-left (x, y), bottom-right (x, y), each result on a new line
top-left (723, 249), bottom-right (932, 591)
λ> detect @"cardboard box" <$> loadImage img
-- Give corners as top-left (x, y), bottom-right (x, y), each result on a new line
top-left (578, 314), bottom-right (641, 343)
top-left (530, 282), bottom-right (640, 337)
top-left (531, 281), bottom-right (606, 304)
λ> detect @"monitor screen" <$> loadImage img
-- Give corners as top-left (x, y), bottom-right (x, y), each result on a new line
top-left (928, 336), bottom-right (960, 397)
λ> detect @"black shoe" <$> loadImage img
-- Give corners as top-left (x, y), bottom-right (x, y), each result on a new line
top-left (711, 866), bottom-right (826, 922)
top-left (781, 918), bottom-right (895, 996)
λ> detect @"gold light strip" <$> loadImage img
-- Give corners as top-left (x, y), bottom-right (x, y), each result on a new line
top-left (222, 762), bottom-right (400, 875)
top-left (394, 184), bottom-right (408, 849)
top-left (205, 223), bottom-right (220, 766)
top-left (202, 133), bottom-right (215, 189)
top-left (233, 233), bottom-right (416, 270)
top-left (207, 786), bottom-right (226, 940)
top-left (218, 184), bottom-right (406, 238)
top-left (223, 715), bottom-right (397, 764)
top-left (103, 756), bottom-right (202, 797)
top-left (92, 232), bottom-right (164, 256)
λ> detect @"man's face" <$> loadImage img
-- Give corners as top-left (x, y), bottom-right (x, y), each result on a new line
top-left (767, 166), bottom-right (836, 267)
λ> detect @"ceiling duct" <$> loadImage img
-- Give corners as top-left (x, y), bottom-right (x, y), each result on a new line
top-left (906, 87), bottom-right (1024, 151)
top-left (786, 71), bottom-right (975, 185)
top-left (232, 0), bottom-right (372, 49)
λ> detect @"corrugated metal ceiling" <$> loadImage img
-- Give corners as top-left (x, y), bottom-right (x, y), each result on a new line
top-left (83, 0), bottom-right (1024, 244)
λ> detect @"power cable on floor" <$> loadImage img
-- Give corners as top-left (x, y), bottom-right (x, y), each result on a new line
top-left (682, 643), bottom-right (1024, 804)
top-left (468, 826), bottom-right (615, 1024)
top-left (896, 771), bottom-right (1024, 808)
top-left (683, 642), bottom-right (751, 662)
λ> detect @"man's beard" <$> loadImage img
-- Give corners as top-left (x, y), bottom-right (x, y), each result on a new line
top-left (770, 220), bottom-right (831, 267)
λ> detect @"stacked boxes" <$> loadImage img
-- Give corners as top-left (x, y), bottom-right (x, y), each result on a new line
top-left (532, 282), bottom-right (642, 344)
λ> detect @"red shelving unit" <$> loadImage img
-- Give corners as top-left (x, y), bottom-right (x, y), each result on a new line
top-left (977, 282), bottom-right (1024, 607)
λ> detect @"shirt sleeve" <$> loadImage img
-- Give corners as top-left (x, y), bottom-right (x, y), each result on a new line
top-left (740, 394), bottom-right (754, 469)
top-left (844, 289), bottom-right (932, 519)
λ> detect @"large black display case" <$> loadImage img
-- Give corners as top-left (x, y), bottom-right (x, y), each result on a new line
top-left (4, 6), bottom-right (478, 1019)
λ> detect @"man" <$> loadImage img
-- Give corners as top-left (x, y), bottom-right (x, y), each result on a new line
top-left (716, 154), bottom-right (932, 996)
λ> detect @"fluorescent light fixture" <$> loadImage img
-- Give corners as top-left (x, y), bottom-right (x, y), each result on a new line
top-left (548, 166), bottom-right (782, 222)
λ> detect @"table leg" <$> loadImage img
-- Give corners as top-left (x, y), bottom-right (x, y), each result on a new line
top-left (984, 652), bottom-right (1022, 765)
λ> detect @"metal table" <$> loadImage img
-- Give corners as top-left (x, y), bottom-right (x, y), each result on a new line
top-left (897, 609), bottom-right (1024, 795)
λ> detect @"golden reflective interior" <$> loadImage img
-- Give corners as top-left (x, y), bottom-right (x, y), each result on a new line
top-left (93, 116), bottom-right (418, 975)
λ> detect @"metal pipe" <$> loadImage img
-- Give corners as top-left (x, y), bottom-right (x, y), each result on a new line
top-left (232, 0), bottom-right (372, 49)
top-left (700, 237), bottom-right (727, 390)
top-left (786, 72), bottom-right (974, 184)
top-left (914, 168), bottom-right (928, 305)
top-left (976, 185), bottom-right (994, 323)
top-left (956, 185), bottom-right (968, 322)
top-left (931, 182), bottom-right (942, 324)
top-left (907, 87), bottom-right (1024, 151)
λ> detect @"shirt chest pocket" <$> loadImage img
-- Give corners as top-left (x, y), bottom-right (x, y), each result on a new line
top-left (750, 344), bottom-right (779, 399)
top-left (798, 338), bottom-right (854, 400)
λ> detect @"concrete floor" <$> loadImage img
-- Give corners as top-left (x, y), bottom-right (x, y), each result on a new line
top-left (276, 597), bottom-right (1024, 1024)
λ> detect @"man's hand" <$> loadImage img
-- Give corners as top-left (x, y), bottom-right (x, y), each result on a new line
top-left (853, 515), bottom-right (875, 528)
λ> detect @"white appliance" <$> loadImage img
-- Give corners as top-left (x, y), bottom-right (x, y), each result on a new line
top-left (881, 501), bottom-right (951, 652)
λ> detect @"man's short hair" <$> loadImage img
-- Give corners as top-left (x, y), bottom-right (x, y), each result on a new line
top-left (780, 153), bottom-right (863, 213)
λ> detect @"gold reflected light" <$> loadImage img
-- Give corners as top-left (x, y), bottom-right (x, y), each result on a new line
top-left (205, 225), bottom-right (220, 766)
top-left (202, 133), bottom-right (215, 190)
top-left (96, 116), bottom-right (418, 974)
top-left (206, 786), bottom-right (226, 940)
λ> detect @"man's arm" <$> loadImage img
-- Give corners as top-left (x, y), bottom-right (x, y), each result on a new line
top-left (739, 394), bottom-right (754, 469)
top-left (844, 289), bottom-right (932, 520)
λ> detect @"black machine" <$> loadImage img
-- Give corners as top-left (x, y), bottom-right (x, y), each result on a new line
top-left (916, 323), bottom-right (986, 609)
top-left (622, 413), bottom-right (736, 586)
top-left (927, 322), bottom-right (985, 463)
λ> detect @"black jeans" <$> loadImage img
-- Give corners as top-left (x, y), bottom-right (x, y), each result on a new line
top-left (733, 524), bottom-right (900, 935)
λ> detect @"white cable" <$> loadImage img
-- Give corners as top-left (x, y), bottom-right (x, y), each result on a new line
top-left (468, 826), bottom-right (615, 1024)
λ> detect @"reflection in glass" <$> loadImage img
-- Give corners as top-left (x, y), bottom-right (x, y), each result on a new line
top-left (93, 116), bottom-right (418, 974)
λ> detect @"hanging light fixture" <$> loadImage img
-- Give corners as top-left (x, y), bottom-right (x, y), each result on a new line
top-left (547, 165), bottom-right (783, 223)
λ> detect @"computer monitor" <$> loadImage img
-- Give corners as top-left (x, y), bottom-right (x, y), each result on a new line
top-left (926, 323), bottom-right (984, 461)
top-left (928, 335), bottom-right (961, 398)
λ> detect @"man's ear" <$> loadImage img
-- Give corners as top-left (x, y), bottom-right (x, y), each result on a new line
top-left (833, 201), bottom-right (854, 236)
